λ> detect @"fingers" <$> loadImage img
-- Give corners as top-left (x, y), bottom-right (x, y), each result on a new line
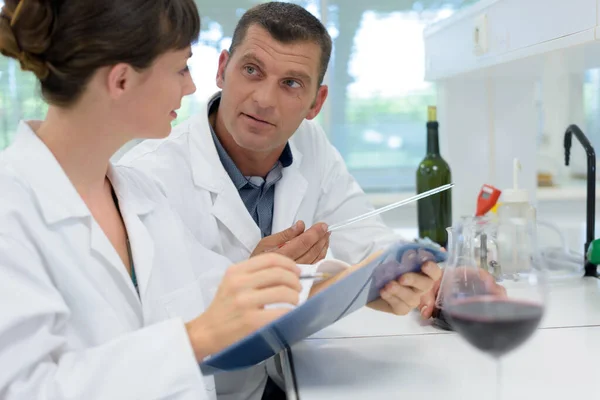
top-left (278, 222), bottom-right (329, 261)
top-left (380, 282), bottom-right (414, 315)
top-left (226, 255), bottom-right (303, 305)
top-left (241, 286), bottom-right (301, 308)
top-left (277, 220), bottom-right (306, 242)
top-left (492, 283), bottom-right (507, 296)
top-left (234, 253), bottom-right (300, 275)
top-left (388, 281), bottom-right (421, 308)
top-left (295, 232), bottom-right (330, 264)
top-left (420, 303), bottom-right (435, 319)
top-left (421, 261), bottom-right (442, 281)
top-left (249, 221), bottom-right (305, 257)
top-left (482, 272), bottom-right (507, 296)
top-left (418, 278), bottom-right (441, 319)
top-left (248, 267), bottom-right (302, 292)
top-left (314, 236), bottom-right (330, 263)
top-left (399, 272), bottom-right (435, 293)
top-left (395, 262), bottom-right (440, 301)
top-left (379, 291), bottom-right (409, 315)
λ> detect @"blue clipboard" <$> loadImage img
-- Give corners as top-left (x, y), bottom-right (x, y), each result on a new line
top-left (199, 242), bottom-right (447, 375)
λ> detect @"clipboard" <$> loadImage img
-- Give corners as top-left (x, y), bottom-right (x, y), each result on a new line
top-left (199, 242), bottom-right (447, 375)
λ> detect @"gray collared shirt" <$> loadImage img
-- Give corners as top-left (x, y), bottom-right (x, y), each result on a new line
top-left (208, 94), bottom-right (293, 238)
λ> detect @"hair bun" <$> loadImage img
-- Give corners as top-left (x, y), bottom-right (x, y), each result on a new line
top-left (0, 0), bottom-right (56, 80)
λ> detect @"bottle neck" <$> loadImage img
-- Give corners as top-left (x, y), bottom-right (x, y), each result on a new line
top-left (426, 121), bottom-right (440, 155)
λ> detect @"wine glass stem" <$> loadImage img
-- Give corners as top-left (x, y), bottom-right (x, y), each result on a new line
top-left (496, 358), bottom-right (502, 400)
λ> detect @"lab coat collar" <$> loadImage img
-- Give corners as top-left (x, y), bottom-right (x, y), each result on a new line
top-left (9, 121), bottom-right (91, 225)
top-left (188, 112), bottom-right (226, 193)
top-left (189, 92), bottom-right (305, 192)
top-left (10, 121), bottom-right (155, 225)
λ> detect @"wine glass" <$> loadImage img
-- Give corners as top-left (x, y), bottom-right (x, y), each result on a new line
top-left (441, 216), bottom-right (547, 399)
top-left (433, 215), bottom-right (500, 331)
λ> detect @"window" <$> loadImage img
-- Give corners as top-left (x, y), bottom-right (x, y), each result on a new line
top-left (536, 67), bottom-right (600, 188)
top-left (0, 0), bottom-right (477, 192)
top-left (323, 2), bottom-right (463, 192)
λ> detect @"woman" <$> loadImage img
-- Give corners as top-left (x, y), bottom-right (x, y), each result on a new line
top-left (0, 1), bottom-right (303, 399)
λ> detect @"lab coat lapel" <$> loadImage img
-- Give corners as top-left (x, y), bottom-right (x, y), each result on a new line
top-left (188, 109), bottom-right (261, 254)
top-left (211, 180), bottom-right (261, 253)
top-left (272, 142), bottom-right (308, 233)
top-left (121, 213), bottom-right (155, 299)
top-left (9, 122), bottom-right (90, 224)
top-left (88, 220), bottom-right (144, 325)
top-left (108, 167), bottom-right (155, 300)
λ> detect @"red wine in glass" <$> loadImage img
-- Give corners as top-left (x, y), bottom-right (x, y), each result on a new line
top-left (446, 297), bottom-right (544, 357)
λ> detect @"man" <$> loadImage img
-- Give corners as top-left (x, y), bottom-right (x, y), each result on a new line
top-left (121, 1), bottom-right (414, 271)
top-left (120, 2), bottom-right (441, 399)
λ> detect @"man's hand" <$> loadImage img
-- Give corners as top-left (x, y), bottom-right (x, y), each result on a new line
top-left (251, 220), bottom-right (330, 265)
top-left (368, 262), bottom-right (442, 315)
top-left (418, 268), bottom-right (507, 319)
top-left (307, 250), bottom-right (443, 316)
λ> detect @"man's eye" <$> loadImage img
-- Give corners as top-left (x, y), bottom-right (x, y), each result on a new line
top-left (283, 79), bottom-right (301, 89)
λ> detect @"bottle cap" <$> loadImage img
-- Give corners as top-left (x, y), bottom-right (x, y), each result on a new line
top-left (427, 106), bottom-right (437, 122)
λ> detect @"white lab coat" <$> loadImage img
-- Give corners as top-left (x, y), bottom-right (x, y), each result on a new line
top-left (0, 122), bottom-right (235, 400)
top-left (119, 93), bottom-right (406, 399)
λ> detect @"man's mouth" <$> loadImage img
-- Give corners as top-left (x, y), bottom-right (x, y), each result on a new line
top-left (243, 113), bottom-right (274, 126)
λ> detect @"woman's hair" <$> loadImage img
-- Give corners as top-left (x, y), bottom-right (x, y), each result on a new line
top-left (0, 0), bottom-right (200, 107)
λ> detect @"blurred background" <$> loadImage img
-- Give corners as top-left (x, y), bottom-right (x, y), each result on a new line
top-left (0, 0), bottom-right (478, 193)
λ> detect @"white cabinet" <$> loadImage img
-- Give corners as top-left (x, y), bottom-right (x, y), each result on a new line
top-left (425, 0), bottom-right (598, 80)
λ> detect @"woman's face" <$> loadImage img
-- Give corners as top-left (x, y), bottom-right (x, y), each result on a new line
top-left (114, 47), bottom-right (197, 139)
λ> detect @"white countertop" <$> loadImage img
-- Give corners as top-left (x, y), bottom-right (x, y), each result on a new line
top-left (291, 326), bottom-right (599, 400)
top-left (285, 276), bottom-right (600, 399)
top-left (308, 276), bottom-right (600, 339)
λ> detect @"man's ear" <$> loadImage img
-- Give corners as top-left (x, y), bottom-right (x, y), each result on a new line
top-left (306, 85), bottom-right (328, 120)
top-left (216, 50), bottom-right (230, 88)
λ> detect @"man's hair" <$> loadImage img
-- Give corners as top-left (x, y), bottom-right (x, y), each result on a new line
top-left (229, 2), bottom-right (332, 86)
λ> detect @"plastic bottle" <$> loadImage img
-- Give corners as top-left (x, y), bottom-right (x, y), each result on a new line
top-left (496, 158), bottom-right (536, 279)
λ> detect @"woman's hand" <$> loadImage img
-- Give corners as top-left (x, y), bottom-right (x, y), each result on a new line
top-left (185, 253), bottom-right (301, 360)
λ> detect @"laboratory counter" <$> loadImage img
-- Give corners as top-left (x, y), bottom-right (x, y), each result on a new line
top-left (281, 276), bottom-right (600, 399)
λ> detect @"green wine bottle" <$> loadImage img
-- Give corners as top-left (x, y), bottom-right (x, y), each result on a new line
top-left (416, 106), bottom-right (452, 248)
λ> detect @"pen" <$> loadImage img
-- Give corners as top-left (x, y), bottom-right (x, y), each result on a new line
top-left (299, 272), bottom-right (332, 280)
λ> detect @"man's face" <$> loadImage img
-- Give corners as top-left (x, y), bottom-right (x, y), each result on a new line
top-left (215, 25), bottom-right (328, 154)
